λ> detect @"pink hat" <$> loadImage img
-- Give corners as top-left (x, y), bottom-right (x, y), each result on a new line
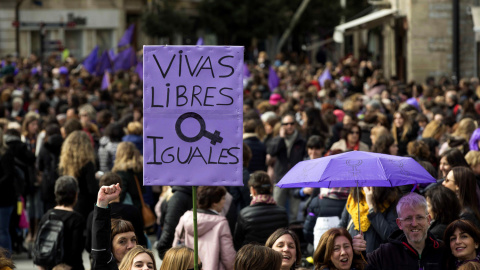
top-left (333, 109), bottom-right (345, 122)
top-left (269, 93), bottom-right (285, 105)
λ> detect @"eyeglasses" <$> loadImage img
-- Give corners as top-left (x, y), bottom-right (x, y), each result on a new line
top-left (398, 215), bottom-right (429, 225)
top-left (282, 122), bottom-right (295, 126)
top-left (187, 263), bottom-right (202, 270)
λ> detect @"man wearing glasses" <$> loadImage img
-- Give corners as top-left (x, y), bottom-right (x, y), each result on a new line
top-left (267, 113), bottom-right (306, 222)
top-left (352, 192), bottom-right (445, 269)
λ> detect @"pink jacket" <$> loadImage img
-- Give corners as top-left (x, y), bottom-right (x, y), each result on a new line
top-left (173, 210), bottom-right (236, 270)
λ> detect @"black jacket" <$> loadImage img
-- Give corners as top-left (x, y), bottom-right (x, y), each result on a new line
top-left (303, 196), bottom-right (346, 244)
top-left (243, 135), bottom-right (266, 172)
top-left (156, 186), bottom-right (192, 259)
top-left (0, 150), bottom-right (16, 207)
top-left (233, 202), bottom-right (288, 250)
top-left (85, 202), bottom-right (147, 253)
top-left (37, 134), bottom-right (63, 211)
top-left (428, 220), bottom-right (447, 242)
top-left (267, 134), bottom-right (306, 182)
top-left (73, 161), bottom-right (98, 220)
top-left (339, 204), bottom-right (398, 253)
top-left (365, 230), bottom-right (445, 270)
top-left (91, 205), bottom-right (118, 270)
top-left (38, 209), bottom-right (86, 270)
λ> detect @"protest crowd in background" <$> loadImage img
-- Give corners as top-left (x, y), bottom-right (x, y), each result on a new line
top-left (3, 44), bottom-right (480, 270)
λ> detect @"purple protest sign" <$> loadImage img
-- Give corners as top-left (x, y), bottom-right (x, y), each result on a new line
top-left (143, 46), bottom-right (244, 186)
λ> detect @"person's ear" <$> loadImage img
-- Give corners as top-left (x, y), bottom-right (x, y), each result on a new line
top-left (396, 218), bottom-right (403, 230)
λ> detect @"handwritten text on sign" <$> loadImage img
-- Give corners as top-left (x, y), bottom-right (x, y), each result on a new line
top-left (143, 46), bottom-right (244, 186)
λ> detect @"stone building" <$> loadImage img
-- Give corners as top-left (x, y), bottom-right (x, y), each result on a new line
top-left (334, 0), bottom-right (477, 83)
top-left (0, 0), bottom-right (150, 58)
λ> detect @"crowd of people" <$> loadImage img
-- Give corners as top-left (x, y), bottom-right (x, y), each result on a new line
top-left (1, 48), bottom-right (480, 270)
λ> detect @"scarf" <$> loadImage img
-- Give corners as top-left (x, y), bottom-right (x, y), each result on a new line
top-left (346, 191), bottom-right (370, 232)
top-left (250, 194), bottom-right (276, 206)
top-left (284, 129), bottom-right (298, 158)
top-left (456, 252), bottom-right (480, 268)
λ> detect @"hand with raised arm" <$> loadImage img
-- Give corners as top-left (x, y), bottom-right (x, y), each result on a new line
top-left (96, 183), bottom-right (121, 208)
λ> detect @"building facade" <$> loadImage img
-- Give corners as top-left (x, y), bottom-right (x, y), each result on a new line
top-left (335, 0), bottom-right (477, 83)
top-left (0, 0), bottom-right (150, 59)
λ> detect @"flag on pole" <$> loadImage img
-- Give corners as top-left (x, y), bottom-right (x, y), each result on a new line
top-left (243, 63), bottom-right (250, 78)
top-left (113, 47), bottom-right (137, 72)
top-left (136, 61), bottom-right (143, 81)
top-left (109, 49), bottom-right (116, 62)
top-left (96, 50), bottom-right (112, 76)
top-left (83, 46), bottom-right (99, 75)
top-left (268, 66), bottom-right (279, 91)
top-left (101, 70), bottom-right (110, 90)
top-left (196, 37), bottom-right (204, 45)
top-left (318, 69), bottom-right (332, 88)
top-left (118, 24), bottom-right (135, 48)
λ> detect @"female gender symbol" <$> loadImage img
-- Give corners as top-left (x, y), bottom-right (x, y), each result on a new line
top-left (175, 112), bottom-right (224, 145)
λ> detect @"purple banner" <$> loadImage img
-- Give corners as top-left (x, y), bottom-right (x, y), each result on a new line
top-left (143, 46), bottom-right (244, 186)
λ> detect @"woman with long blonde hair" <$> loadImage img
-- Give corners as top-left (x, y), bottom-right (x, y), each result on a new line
top-left (160, 246), bottom-right (197, 270)
top-left (391, 111), bottom-right (417, 156)
top-left (59, 130), bottom-right (96, 219)
top-left (112, 142), bottom-right (144, 214)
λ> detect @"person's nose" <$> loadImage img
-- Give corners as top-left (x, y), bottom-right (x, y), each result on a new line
top-left (340, 247), bottom-right (346, 255)
top-left (127, 240), bottom-right (135, 249)
top-left (411, 218), bottom-right (418, 226)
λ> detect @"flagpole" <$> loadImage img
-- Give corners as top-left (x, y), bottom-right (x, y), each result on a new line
top-left (192, 186), bottom-right (198, 270)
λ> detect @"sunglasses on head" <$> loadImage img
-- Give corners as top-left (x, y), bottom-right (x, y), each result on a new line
top-left (187, 263), bottom-right (202, 270)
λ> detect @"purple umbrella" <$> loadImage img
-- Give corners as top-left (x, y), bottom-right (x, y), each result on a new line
top-left (277, 151), bottom-right (436, 231)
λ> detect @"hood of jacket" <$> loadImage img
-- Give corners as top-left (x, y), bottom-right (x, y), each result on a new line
top-left (4, 134), bottom-right (21, 144)
top-left (181, 211), bottom-right (226, 237)
top-left (123, 134), bottom-right (142, 143)
top-left (387, 229), bottom-right (442, 257)
top-left (172, 186), bottom-right (193, 196)
top-left (44, 134), bottom-right (64, 156)
top-left (99, 136), bottom-right (110, 147)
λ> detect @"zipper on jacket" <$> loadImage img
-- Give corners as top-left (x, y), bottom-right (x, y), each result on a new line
top-left (418, 254), bottom-right (423, 270)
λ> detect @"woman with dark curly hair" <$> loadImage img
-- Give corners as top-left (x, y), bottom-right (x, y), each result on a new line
top-left (371, 133), bottom-right (398, 155)
top-left (313, 227), bottom-right (365, 270)
top-left (407, 140), bottom-right (431, 161)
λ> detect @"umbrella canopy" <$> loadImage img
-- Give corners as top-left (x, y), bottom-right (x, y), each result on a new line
top-left (277, 151), bottom-right (436, 188)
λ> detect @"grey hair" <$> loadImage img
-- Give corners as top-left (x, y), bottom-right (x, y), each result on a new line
top-left (396, 192), bottom-right (427, 217)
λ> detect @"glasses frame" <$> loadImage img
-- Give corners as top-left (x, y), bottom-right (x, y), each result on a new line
top-left (398, 214), bottom-right (429, 225)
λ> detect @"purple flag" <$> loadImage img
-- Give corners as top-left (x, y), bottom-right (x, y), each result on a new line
top-left (136, 61), bottom-right (143, 80)
top-left (101, 70), bottom-right (110, 90)
top-left (83, 46), bottom-right (99, 74)
top-left (109, 49), bottom-right (116, 62)
top-left (268, 66), bottom-right (279, 91)
top-left (96, 50), bottom-right (112, 76)
top-left (318, 69), bottom-right (332, 88)
top-left (113, 47), bottom-right (137, 72)
top-left (196, 37), bottom-right (204, 45)
top-left (143, 45), bottom-right (244, 186)
top-left (118, 24), bottom-right (135, 48)
top-left (243, 63), bottom-right (250, 78)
